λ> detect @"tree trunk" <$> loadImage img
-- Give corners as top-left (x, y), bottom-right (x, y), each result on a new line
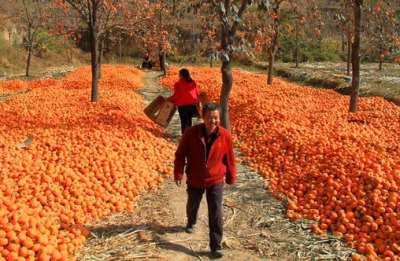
top-left (119, 32), bottom-right (122, 61)
top-left (26, 42), bottom-right (33, 77)
top-left (220, 59), bottom-right (233, 131)
top-left (25, 26), bottom-right (33, 77)
top-left (342, 34), bottom-right (345, 52)
top-left (295, 26), bottom-right (299, 68)
top-left (68, 44), bottom-right (73, 62)
top-left (98, 37), bottom-right (103, 78)
top-left (192, 22), bottom-right (195, 55)
top-left (159, 49), bottom-right (167, 75)
top-left (104, 32), bottom-right (110, 53)
top-left (267, 2), bottom-right (280, 85)
top-left (379, 42), bottom-right (383, 70)
top-left (217, 0), bottom-right (249, 131)
top-left (220, 22), bottom-right (233, 131)
top-left (161, 1), bottom-right (167, 75)
top-left (8, 28), bottom-right (12, 45)
top-left (349, 0), bottom-right (362, 113)
top-left (157, 0), bottom-right (167, 76)
top-left (163, 49), bottom-right (167, 75)
top-left (294, 10), bottom-right (299, 68)
top-left (346, 33), bottom-right (351, 76)
top-left (267, 49), bottom-right (275, 85)
top-left (90, 33), bottom-right (100, 102)
top-left (89, 7), bottom-right (100, 102)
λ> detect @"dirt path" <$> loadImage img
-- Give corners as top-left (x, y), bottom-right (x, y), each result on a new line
top-left (76, 70), bottom-right (355, 261)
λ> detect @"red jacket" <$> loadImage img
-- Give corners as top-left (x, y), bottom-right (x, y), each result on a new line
top-left (174, 124), bottom-right (236, 189)
top-left (167, 78), bottom-right (200, 107)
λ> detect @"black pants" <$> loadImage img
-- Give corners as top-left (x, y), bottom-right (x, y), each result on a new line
top-left (186, 182), bottom-right (224, 251)
top-left (178, 104), bottom-right (197, 134)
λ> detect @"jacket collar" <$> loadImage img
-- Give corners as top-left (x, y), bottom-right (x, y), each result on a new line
top-left (197, 123), bottom-right (221, 141)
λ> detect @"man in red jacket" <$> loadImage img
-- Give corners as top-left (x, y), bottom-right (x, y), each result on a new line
top-left (174, 102), bottom-right (236, 258)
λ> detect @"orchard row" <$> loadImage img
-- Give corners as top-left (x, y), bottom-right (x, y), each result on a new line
top-left (161, 67), bottom-right (400, 260)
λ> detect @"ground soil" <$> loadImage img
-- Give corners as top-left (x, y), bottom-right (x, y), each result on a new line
top-left (72, 70), bottom-right (355, 261)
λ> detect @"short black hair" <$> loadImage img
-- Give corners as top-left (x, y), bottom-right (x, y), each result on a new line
top-left (202, 102), bottom-right (221, 117)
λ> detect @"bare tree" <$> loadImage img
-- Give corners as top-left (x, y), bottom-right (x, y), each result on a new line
top-left (212, 0), bottom-right (250, 130)
top-left (334, 0), bottom-right (353, 76)
top-left (248, 1), bottom-right (320, 83)
top-left (7, 0), bottom-right (49, 77)
top-left (348, 0), bottom-right (362, 113)
top-left (348, 0), bottom-right (397, 112)
top-left (55, 0), bottom-right (151, 102)
top-left (365, 2), bottom-right (397, 70)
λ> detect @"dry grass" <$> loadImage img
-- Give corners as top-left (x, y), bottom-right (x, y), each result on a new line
top-left (0, 47), bottom-right (89, 81)
top-left (272, 62), bottom-right (400, 105)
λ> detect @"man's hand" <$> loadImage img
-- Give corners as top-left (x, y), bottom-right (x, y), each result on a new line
top-left (175, 179), bottom-right (182, 187)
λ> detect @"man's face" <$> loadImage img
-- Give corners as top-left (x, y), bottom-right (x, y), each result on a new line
top-left (204, 110), bottom-right (220, 134)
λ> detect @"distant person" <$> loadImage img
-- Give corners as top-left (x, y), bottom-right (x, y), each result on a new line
top-left (142, 52), bottom-right (153, 69)
top-left (173, 102), bottom-right (236, 258)
top-left (167, 68), bottom-right (200, 134)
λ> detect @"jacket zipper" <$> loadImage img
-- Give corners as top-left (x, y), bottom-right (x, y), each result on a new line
top-left (200, 130), bottom-right (221, 189)
top-left (203, 136), bottom-right (220, 167)
top-left (201, 138), bottom-right (207, 189)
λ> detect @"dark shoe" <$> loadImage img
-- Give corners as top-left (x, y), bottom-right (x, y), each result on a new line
top-left (211, 249), bottom-right (224, 258)
top-left (185, 224), bottom-right (195, 234)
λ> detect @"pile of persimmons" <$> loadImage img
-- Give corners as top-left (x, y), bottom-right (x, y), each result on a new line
top-left (161, 67), bottom-right (400, 261)
top-left (0, 65), bottom-right (174, 260)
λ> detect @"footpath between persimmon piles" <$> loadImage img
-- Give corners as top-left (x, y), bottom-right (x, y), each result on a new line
top-left (76, 70), bottom-right (353, 261)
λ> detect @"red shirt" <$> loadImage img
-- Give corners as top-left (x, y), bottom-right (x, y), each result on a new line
top-left (167, 78), bottom-right (200, 107)
top-left (174, 124), bottom-right (236, 189)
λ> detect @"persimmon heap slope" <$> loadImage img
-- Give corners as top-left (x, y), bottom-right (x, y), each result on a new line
top-left (0, 65), bottom-right (174, 260)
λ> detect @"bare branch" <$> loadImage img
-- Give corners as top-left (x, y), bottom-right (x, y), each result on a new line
top-left (22, 0), bottom-right (32, 26)
top-left (230, 0), bottom-right (249, 37)
top-left (65, 0), bottom-right (89, 23)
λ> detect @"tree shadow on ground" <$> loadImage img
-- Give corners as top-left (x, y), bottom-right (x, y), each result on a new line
top-left (85, 221), bottom-right (223, 259)
top-left (86, 221), bottom-right (186, 238)
top-left (154, 238), bottom-right (217, 259)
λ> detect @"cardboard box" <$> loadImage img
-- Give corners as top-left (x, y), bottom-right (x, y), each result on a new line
top-left (193, 91), bottom-right (209, 119)
top-left (144, 95), bottom-right (165, 120)
top-left (144, 95), bottom-right (176, 128)
top-left (194, 104), bottom-right (202, 119)
top-left (153, 100), bottom-right (177, 127)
